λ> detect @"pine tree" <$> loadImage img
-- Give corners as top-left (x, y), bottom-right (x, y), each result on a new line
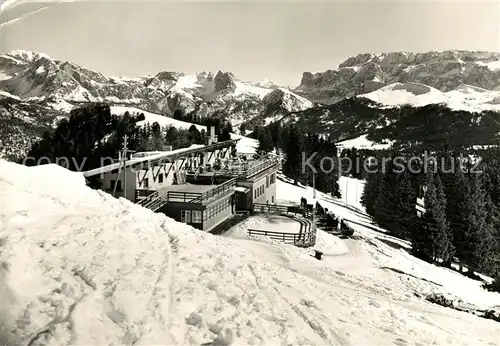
top-left (361, 170), bottom-right (382, 216)
top-left (413, 173), bottom-right (453, 262)
top-left (440, 164), bottom-right (470, 271)
top-left (283, 126), bottom-right (305, 185)
top-left (257, 127), bottom-right (274, 153)
top-left (151, 122), bottom-right (164, 150)
top-left (372, 158), bottom-right (400, 232)
top-left (218, 122), bottom-right (233, 142)
top-left (165, 126), bottom-right (178, 145)
top-left (393, 171), bottom-right (419, 240)
top-left (188, 125), bottom-right (203, 144)
top-left (239, 123), bottom-right (247, 136)
top-left (461, 173), bottom-right (495, 274)
top-left (270, 123), bottom-right (283, 152)
top-left (349, 148), bottom-right (362, 179)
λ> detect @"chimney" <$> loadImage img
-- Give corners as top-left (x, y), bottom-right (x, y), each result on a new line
top-left (206, 125), bottom-right (217, 145)
top-left (210, 126), bottom-right (216, 141)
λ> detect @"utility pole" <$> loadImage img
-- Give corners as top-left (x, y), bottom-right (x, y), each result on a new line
top-left (113, 135), bottom-right (134, 199)
top-left (312, 172), bottom-right (316, 200)
top-left (345, 178), bottom-right (348, 202)
top-left (123, 135), bottom-right (128, 200)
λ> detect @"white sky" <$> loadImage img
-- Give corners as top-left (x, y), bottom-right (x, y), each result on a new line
top-left (1, 0), bottom-right (499, 86)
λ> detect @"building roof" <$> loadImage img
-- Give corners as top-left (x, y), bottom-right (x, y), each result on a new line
top-left (83, 139), bottom-right (240, 178)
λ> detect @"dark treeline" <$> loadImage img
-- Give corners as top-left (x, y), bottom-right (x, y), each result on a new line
top-left (253, 122), bottom-right (341, 198)
top-left (23, 104), bottom-right (232, 171)
top-left (361, 148), bottom-right (500, 292)
top-left (337, 147), bottom-right (389, 180)
top-left (173, 108), bottom-right (233, 139)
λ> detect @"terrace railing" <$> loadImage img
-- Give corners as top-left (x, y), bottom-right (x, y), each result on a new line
top-left (242, 158), bottom-right (280, 178)
top-left (252, 203), bottom-right (305, 215)
top-left (218, 158), bottom-right (281, 179)
top-left (166, 177), bottom-right (237, 204)
top-left (247, 228), bottom-right (314, 248)
top-left (136, 177), bottom-right (237, 210)
top-left (137, 190), bottom-right (168, 211)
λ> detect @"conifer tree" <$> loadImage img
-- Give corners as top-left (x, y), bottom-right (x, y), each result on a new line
top-left (393, 171), bottom-right (419, 240)
top-left (239, 123), bottom-right (247, 136)
top-left (440, 163), bottom-right (470, 271)
top-left (361, 170), bottom-right (382, 216)
top-left (165, 126), bottom-right (178, 146)
top-left (284, 126), bottom-right (304, 185)
top-left (461, 173), bottom-right (495, 274)
top-left (349, 147), bottom-right (362, 179)
top-left (372, 158), bottom-right (399, 232)
top-left (151, 122), bottom-right (164, 150)
top-left (413, 173), bottom-right (453, 262)
top-left (257, 127), bottom-right (274, 153)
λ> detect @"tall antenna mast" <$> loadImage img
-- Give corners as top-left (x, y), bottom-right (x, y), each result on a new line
top-left (113, 135), bottom-right (134, 198)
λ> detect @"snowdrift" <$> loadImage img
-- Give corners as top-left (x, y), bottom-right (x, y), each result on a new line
top-left (1, 160), bottom-right (500, 345)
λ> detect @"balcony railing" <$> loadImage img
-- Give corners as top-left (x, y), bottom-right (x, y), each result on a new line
top-left (166, 177), bottom-right (237, 204)
top-left (137, 190), bottom-right (168, 211)
top-left (218, 158), bottom-right (280, 179)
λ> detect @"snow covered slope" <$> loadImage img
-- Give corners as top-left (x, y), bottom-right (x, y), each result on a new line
top-left (358, 82), bottom-right (500, 113)
top-left (336, 134), bottom-right (394, 150)
top-left (2, 161), bottom-right (500, 344)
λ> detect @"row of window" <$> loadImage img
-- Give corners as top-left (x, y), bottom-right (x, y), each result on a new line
top-left (180, 197), bottom-right (232, 224)
top-left (204, 197), bottom-right (232, 222)
top-left (181, 210), bottom-right (202, 223)
top-left (254, 173), bottom-right (276, 199)
top-left (264, 173), bottom-right (276, 189)
top-left (254, 184), bottom-right (265, 199)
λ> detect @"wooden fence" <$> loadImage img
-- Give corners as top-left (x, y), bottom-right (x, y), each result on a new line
top-left (252, 203), bottom-right (306, 215)
top-left (247, 229), bottom-right (307, 246)
top-left (247, 215), bottom-right (316, 248)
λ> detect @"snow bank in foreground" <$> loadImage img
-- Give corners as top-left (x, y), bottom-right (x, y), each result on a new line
top-left (2, 160), bottom-right (500, 345)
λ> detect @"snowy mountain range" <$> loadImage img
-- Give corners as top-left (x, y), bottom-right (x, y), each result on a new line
top-left (1, 49), bottom-right (500, 159)
top-left (0, 50), bottom-right (312, 122)
top-left (0, 50), bottom-right (312, 159)
top-left (297, 50), bottom-right (500, 104)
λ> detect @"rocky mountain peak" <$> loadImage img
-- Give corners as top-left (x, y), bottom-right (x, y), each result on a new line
top-left (297, 50), bottom-right (500, 104)
top-left (196, 71), bottom-right (214, 81)
top-left (214, 71), bottom-right (236, 92)
top-left (154, 71), bottom-right (183, 82)
top-left (262, 88), bottom-right (313, 112)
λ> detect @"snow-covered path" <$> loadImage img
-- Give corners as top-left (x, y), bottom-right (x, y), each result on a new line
top-left (1, 160), bottom-right (500, 345)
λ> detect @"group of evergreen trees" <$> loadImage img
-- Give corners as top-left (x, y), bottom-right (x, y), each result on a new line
top-left (172, 108), bottom-right (233, 141)
top-left (253, 123), bottom-right (341, 198)
top-left (361, 149), bottom-right (500, 291)
top-left (338, 147), bottom-right (384, 180)
top-left (24, 104), bottom-right (140, 171)
top-left (23, 104), bottom-right (234, 172)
